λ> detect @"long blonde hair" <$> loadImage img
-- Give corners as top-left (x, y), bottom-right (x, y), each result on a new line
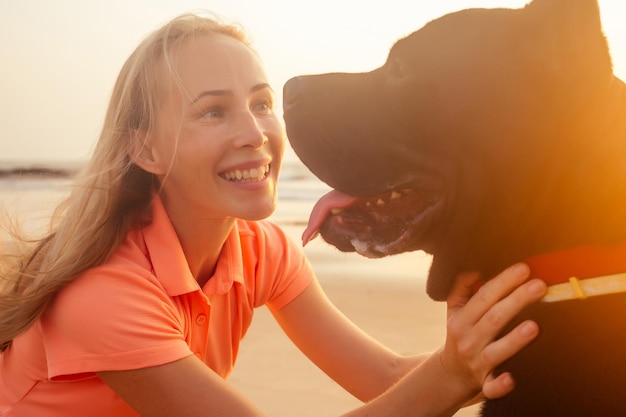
top-left (0, 12), bottom-right (250, 351)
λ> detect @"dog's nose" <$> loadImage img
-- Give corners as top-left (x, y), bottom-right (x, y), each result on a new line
top-left (283, 76), bottom-right (307, 108)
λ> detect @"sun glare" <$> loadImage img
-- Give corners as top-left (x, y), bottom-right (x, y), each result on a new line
top-left (0, 0), bottom-right (623, 161)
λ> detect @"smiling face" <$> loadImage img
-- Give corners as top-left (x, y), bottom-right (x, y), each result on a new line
top-left (137, 33), bottom-right (284, 223)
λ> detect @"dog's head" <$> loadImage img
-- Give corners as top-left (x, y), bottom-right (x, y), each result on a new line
top-left (283, 0), bottom-right (621, 300)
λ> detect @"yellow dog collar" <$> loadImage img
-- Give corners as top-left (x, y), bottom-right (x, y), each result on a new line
top-left (541, 273), bottom-right (626, 302)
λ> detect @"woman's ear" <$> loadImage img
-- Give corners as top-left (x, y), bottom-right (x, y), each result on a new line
top-left (128, 129), bottom-right (167, 175)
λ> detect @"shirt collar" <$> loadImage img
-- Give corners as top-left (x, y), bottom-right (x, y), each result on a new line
top-left (142, 194), bottom-right (244, 297)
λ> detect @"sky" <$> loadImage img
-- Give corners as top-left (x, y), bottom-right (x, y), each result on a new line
top-left (1, 0), bottom-right (625, 163)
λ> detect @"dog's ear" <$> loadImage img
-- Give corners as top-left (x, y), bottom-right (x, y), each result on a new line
top-left (524, 0), bottom-right (604, 33)
top-left (520, 0), bottom-right (613, 100)
top-left (522, 0), bottom-right (612, 73)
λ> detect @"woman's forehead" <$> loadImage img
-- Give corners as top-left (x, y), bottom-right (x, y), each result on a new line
top-left (167, 33), bottom-right (268, 94)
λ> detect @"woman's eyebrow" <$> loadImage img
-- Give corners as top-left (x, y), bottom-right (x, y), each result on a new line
top-left (191, 83), bottom-right (273, 104)
top-left (252, 83), bottom-right (273, 93)
top-left (191, 89), bottom-right (230, 104)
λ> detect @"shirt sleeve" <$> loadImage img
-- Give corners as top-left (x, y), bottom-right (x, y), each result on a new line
top-left (245, 221), bottom-right (315, 311)
top-left (41, 261), bottom-right (193, 380)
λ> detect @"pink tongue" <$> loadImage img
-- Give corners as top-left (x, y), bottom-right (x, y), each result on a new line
top-left (302, 190), bottom-right (362, 246)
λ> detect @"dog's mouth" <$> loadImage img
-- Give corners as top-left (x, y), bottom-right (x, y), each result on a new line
top-left (303, 183), bottom-right (445, 258)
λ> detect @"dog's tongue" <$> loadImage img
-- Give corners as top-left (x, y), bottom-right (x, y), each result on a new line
top-left (302, 190), bottom-right (362, 246)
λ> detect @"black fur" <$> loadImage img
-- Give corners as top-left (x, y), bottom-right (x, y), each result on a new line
top-left (283, 0), bottom-right (626, 415)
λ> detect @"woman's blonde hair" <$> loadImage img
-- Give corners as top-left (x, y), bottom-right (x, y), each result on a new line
top-left (0, 12), bottom-right (250, 351)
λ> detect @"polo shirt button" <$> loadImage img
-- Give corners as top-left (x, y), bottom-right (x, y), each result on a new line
top-left (195, 314), bottom-right (207, 325)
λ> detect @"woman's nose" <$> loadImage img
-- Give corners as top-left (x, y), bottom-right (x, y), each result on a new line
top-left (234, 110), bottom-right (268, 149)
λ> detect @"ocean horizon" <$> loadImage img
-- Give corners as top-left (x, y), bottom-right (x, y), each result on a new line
top-left (0, 157), bottom-right (329, 201)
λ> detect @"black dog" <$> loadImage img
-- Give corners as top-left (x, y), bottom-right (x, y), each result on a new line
top-left (283, 0), bottom-right (626, 415)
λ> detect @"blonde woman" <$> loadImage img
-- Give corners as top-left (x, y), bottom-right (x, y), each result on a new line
top-left (0, 12), bottom-right (546, 417)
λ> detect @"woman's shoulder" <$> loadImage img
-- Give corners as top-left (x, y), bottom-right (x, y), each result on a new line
top-left (59, 228), bottom-right (164, 303)
top-left (44, 230), bottom-right (178, 341)
top-left (88, 230), bottom-right (153, 280)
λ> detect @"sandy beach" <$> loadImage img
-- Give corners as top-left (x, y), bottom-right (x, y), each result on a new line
top-left (0, 177), bottom-right (480, 416)
top-left (230, 218), bottom-right (481, 417)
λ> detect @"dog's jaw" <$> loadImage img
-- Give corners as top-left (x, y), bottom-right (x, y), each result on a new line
top-left (302, 182), bottom-right (446, 257)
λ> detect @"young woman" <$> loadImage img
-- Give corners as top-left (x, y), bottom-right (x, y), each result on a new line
top-left (0, 12), bottom-right (546, 417)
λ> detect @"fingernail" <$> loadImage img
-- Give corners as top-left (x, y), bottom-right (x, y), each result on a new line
top-left (528, 279), bottom-right (547, 296)
top-left (513, 263), bottom-right (530, 277)
top-left (519, 321), bottom-right (538, 337)
top-left (501, 373), bottom-right (515, 388)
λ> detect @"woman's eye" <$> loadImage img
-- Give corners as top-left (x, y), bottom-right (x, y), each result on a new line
top-left (252, 99), bottom-right (273, 114)
top-left (201, 107), bottom-right (223, 118)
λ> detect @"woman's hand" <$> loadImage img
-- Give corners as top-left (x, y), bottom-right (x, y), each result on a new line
top-left (440, 263), bottom-right (547, 402)
top-left (341, 264), bottom-right (546, 417)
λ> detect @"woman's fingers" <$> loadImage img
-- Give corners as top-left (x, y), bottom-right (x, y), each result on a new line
top-left (448, 263), bottom-right (545, 342)
top-left (442, 263), bottom-right (547, 399)
top-left (482, 371), bottom-right (516, 399)
top-left (469, 277), bottom-right (546, 354)
top-left (458, 263), bottom-right (532, 322)
top-left (446, 271), bottom-right (482, 316)
top-left (480, 319), bottom-right (539, 374)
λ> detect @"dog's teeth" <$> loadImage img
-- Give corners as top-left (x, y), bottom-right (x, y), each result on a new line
top-left (377, 199), bottom-right (385, 206)
top-left (330, 208), bottom-right (343, 215)
top-left (390, 191), bottom-right (402, 200)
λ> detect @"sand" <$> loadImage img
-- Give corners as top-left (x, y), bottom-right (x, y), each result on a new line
top-left (0, 183), bottom-right (480, 416)
top-left (230, 221), bottom-right (481, 417)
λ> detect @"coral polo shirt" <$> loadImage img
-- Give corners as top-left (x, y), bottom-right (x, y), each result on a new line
top-left (0, 195), bottom-right (313, 416)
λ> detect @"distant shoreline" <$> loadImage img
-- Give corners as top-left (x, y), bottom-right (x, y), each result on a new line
top-left (0, 167), bottom-right (76, 179)
top-left (0, 158), bottom-right (318, 183)
top-left (0, 160), bottom-right (82, 179)
top-left (0, 159), bottom-right (327, 201)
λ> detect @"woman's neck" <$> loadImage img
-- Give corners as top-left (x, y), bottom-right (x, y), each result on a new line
top-left (178, 216), bottom-right (235, 287)
top-left (160, 194), bottom-right (237, 287)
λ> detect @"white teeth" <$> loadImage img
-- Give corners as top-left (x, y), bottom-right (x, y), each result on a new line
top-left (325, 189), bottom-right (409, 219)
top-left (222, 165), bottom-right (269, 182)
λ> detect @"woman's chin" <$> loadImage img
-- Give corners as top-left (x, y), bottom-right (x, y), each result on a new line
top-left (242, 199), bottom-right (277, 221)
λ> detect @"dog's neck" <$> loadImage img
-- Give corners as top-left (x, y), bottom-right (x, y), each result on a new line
top-left (518, 78), bottom-right (626, 286)
top-left (524, 242), bottom-right (626, 285)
